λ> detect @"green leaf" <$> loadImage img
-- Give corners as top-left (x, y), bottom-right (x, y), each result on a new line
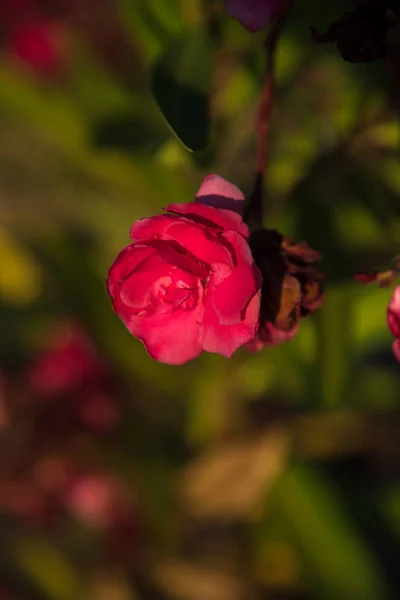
top-left (93, 112), bottom-right (169, 156)
top-left (272, 465), bottom-right (389, 600)
top-left (151, 31), bottom-right (213, 151)
top-left (315, 283), bottom-right (354, 408)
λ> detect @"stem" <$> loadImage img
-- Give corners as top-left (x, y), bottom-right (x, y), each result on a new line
top-left (243, 9), bottom-right (290, 228)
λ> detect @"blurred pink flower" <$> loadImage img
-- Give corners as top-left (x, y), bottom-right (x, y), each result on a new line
top-left (65, 474), bottom-right (120, 529)
top-left (64, 471), bottom-right (142, 561)
top-left (225, 0), bottom-right (289, 32)
top-left (28, 323), bottom-right (119, 434)
top-left (29, 323), bottom-right (109, 397)
top-left (107, 175), bottom-right (261, 365)
top-left (7, 20), bottom-right (67, 76)
top-left (387, 285), bottom-right (400, 361)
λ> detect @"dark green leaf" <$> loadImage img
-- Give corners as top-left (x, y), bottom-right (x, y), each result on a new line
top-left (151, 31), bottom-right (213, 151)
top-left (93, 112), bottom-right (169, 156)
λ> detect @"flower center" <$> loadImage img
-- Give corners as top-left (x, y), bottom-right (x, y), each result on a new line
top-left (153, 273), bottom-right (200, 312)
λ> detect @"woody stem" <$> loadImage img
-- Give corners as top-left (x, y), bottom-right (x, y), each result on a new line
top-left (243, 9), bottom-right (290, 228)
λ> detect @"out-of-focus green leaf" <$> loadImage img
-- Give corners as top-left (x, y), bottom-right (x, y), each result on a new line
top-left (315, 284), bottom-right (353, 408)
top-left (93, 112), bottom-right (169, 156)
top-left (151, 31), bottom-right (213, 151)
top-left (294, 153), bottom-right (398, 283)
top-left (272, 465), bottom-right (389, 600)
top-left (115, 0), bottom-right (163, 63)
top-left (380, 487), bottom-right (400, 542)
top-left (186, 354), bottom-right (231, 447)
top-left (0, 228), bottom-right (42, 305)
top-left (12, 535), bottom-right (78, 600)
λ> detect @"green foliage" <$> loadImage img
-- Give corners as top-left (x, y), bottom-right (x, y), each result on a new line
top-left (0, 1), bottom-right (399, 599)
top-left (151, 31), bottom-right (213, 151)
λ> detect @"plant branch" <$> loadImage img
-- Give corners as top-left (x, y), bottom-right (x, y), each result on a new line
top-left (243, 8), bottom-right (290, 228)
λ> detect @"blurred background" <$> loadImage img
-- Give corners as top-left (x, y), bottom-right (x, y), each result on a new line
top-left (0, 0), bottom-right (400, 598)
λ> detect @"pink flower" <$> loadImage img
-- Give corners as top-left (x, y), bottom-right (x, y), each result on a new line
top-left (225, 0), bottom-right (289, 32)
top-left (387, 285), bottom-right (400, 361)
top-left (29, 323), bottom-right (109, 397)
top-left (107, 175), bottom-right (261, 365)
top-left (65, 474), bottom-right (120, 529)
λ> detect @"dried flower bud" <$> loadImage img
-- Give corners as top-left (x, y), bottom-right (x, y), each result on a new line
top-left (248, 228), bottom-right (323, 350)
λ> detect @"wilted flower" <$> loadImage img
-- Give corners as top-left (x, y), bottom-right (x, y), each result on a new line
top-left (225, 0), bottom-right (289, 32)
top-left (246, 321), bottom-right (299, 351)
top-left (248, 228), bottom-right (323, 350)
top-left (107, 175), bottom-right (261, 365)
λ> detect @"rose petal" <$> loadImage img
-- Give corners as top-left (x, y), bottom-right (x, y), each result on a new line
top-left (225, 0), bottom-right (288, 32)
top-left (107, 244), bottom-right (156, 324)
top-left (107, 244), bottom-right (155, 292)
top-left (132, 216), bottom-right (233, 268)
top-left (130, 293), bottom-right (204, 365)
top-left (166, 202), bottom-right (249, 238)
top-left (261, 322), bottom-right (299, 346)
top-left (195, 174), bottom-right (245, 214)
top-left (146, 239), bottom-right (209, 278)
top-left (118, 254), bottom-right (169, 310)
top-left (387, 285), bottom-right (400, 338)
top-left (393, 339), bottom-right (400, 362)
top-left (202, 290), bottom-right (260, 357)
top-left (209, 231), bottom-right (261, 326)
top-left (246, 322), bottom-right (298, 351)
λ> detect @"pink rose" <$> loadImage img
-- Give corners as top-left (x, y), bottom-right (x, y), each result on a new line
top-left (107, 175), bottom-right (261, 365)
top-left (225, 0), bottom-right (289, 32)
top-left (387, 284), bottom-right (400, 361)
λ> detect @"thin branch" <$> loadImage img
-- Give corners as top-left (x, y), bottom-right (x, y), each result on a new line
top-left (243, 8), bottom-right (290, 228)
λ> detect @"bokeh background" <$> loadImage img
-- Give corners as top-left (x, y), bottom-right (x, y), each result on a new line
top-left (0, 0), bottom-right (400, 598)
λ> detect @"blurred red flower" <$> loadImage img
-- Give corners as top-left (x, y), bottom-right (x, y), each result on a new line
top-left (28, 322), bottom-right (119, 433)
top-left (8, 20), bottom-right (67, 76)
top-left (29, 323), bottom-right (108, 397)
